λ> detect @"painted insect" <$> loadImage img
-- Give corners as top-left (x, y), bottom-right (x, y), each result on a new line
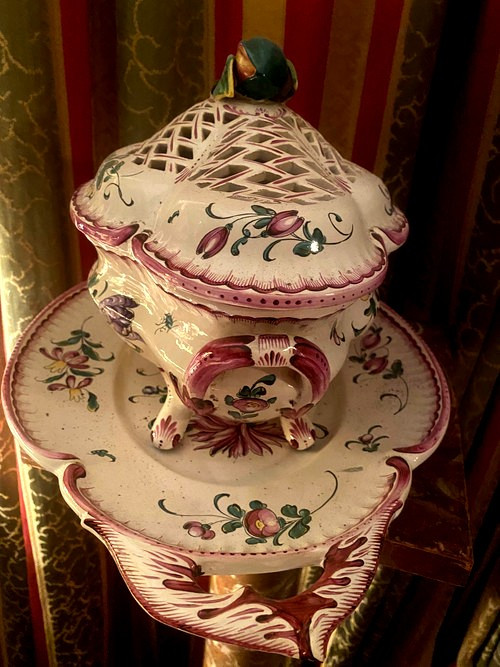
top-left (155, 313), bottom-right (176, 334)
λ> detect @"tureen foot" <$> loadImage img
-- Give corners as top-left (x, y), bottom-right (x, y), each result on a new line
top-left (150, 398), bottom-right (191, 450)
top-left (280, 414), bottom-right (317, 450)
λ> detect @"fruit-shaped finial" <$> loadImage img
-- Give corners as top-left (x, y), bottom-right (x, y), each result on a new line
top-left (212, 37), bottom-right (297, 103)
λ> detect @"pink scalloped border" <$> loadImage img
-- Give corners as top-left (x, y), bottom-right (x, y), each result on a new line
top-left (70, 191), bottom-right (408, 310)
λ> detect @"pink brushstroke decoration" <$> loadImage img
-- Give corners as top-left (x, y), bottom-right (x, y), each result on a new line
top-left (189, 414), bottom-right (285, 457)
top-left (185, 334), bottom-right (330, 449)
top-left (59, 457), bottom-right (410, 660)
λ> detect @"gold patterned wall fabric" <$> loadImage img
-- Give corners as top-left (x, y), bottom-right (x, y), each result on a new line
top-left (0, 0), bottom-right (498, 664)
top-left (0, 3), bottom-right (106, 665)
top-left (115, 0), bottom-right (208, 146)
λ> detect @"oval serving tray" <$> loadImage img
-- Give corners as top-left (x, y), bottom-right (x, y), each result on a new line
top-left (2, 283), bottom-right (450, 660)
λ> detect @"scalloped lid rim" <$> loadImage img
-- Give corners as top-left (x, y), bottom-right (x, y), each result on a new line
top-left (71, 98), bottom-right (408, 310)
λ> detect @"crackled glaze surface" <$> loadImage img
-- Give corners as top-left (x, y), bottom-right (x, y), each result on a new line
top-left (2, 285), bottom-right (450, 659)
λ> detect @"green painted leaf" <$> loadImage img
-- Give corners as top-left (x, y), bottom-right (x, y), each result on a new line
top-left (251, 386), bottom-right (266, 397)
top-left (263, 240), bottom-right (281, 262)
top-left (311, 227), bottom-right (326, 244)
top-left (84, 340), bottom-right (103, 349)
top-left (303, 221), bottom-right (313, 240)
top-left (222, 520), bottom-right (243, 533)
top-left (230, 237), bottom-right (248, 256)
top-left (258, 374), bottom-right (276, 385)
top-left (206, 203), bottom-right (221, 219)
top-left (252, 205), bottom-right (275, 216)
top-left (391, 359), bottom-right (403, 376)
top-left (332, 213), bottom-right (342, 222)
top-left (160, 395), bottom-right (167, 403)
top-left (87, 392), bottom-right (99, 412)
top-left (245, 536), bottom-right (267, 545)
top-left (249, 500), bottom-right (265, 510)
top-left (293, 241), bottom-right (312, 257)
top-left (237, 385), bottom-right (252, 398)
top-left (277, 517), bottom-right (287, 528)
top-left (281, 504), bottom-right (300, 518)
top-left (299, 508), bottom-right (311, 518)
top-left (382, 373), bottom-right (394, 380)
top-left (52, 335), bottom-right (82, 346)
top-left (73, 368), bottom-right (103, 377)
top-left (87, 273), bottom-right (99, 288)
top-left (41, 372), bottom-right (67, 383)
top-left (253, 216), bottom-right (272, 229)
top-left (82, 342), bottom-right (103, 361)
top-left (70, 329), bottom-right (84, 336)
top-left (267, 397), bottom-right (277, 404)
top-left (228, 410), bottom-right (241, 419)
top-left (349, 355), bottom-right (365, 363)
top-left (225, 395), bottom-right (234, 405)
top-left (213, 493), bottom-right (230, 511)
top-left (227, 504), bottom-right (244, 518)
top-left (288, 521), bottom-right (310, 539)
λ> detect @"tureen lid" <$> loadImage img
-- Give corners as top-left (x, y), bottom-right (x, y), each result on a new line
top-left (71, 38), bottom-right (408, 311)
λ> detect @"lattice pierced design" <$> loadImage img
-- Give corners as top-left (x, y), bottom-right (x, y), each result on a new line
top-left (131, 100), bottom-right (218, 176)
top-left (132, 100), bottom-right (360, 205)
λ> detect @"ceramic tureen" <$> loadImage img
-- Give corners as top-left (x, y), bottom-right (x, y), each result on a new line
top-left (70, 38), bottom-right (408, 452)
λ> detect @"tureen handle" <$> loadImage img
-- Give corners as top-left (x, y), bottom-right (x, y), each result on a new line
top-left (185, 334), bottom-right (330, 450)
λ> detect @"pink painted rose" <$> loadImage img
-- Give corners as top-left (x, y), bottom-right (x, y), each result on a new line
top-left (267, 211), bottom-right (304, 237)
top-left (244, 508), bottom-right (280, 538)
top-left (363, 355), bottom-right (388, 374)
top-left (232, 398), bottom-right (269, 413)
top-left (196, 225), bottom-right (230, 259)
top-left (361, 330), bottom-right (381, 350)
top-left (359, 433), bottom-right (375, 445)
top-left (183, 521), bottom-right (215, 540)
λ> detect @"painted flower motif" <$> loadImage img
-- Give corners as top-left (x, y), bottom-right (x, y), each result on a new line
top-left (345, 424), bottom-right (389, 452)
top-left (99, 295), bottom-right (143, 341)
top-left (243, 508), bottom-right (281, 538)
top-left (158, 471), bottom-right (338, 547)
top-left (361, 329), bottom-right (382, 350)
top-left (362, 355), bottom-right (389, 374)
top-left (48, 375), bottom-right (92, 401)
top-left (231, 398), bottom-right (269, 413)
top-left (196, 225), bottom-right (230, 259)
top-left (197, 203), bottom-right (352, 262)
top-left (189, 415), bottom-right (285, 458)
top-left (183, 521), bottom-right (216, 540)
top-left (350, 324), bottom-right (409, 414)
top-left (266, 210), bottom-right (305, 237)
top-left (40, 347), bottom-right (89, 374)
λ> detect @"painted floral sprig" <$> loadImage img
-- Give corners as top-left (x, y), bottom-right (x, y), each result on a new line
top-left (158, 471), bottom-right (338, 546)
top-left (225, 373), bottom-right (277, 419)
top-left (196, 204), bottom-right (353, 262)
top-left (38, 318), bottom-right (114, 411)
top-left (349, 324), bottom-right (409, 414)
top-left (345, 424), bottom-right (388, 452)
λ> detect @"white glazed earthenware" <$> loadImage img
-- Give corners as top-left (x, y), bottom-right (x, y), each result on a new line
top-left (2, 284), bottom-right (450, 659)
top-left (70, 41), bottom-right (408, 452)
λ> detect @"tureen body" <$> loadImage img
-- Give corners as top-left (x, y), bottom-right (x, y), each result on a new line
top-left (71, 72), bottom-right (408, 452)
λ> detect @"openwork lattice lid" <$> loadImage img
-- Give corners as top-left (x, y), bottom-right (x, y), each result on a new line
top-left (71, 39), bottom-right (408, 311)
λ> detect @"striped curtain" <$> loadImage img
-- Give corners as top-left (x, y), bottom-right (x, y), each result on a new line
top-left (0, 1), bottom-right (498, 666)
